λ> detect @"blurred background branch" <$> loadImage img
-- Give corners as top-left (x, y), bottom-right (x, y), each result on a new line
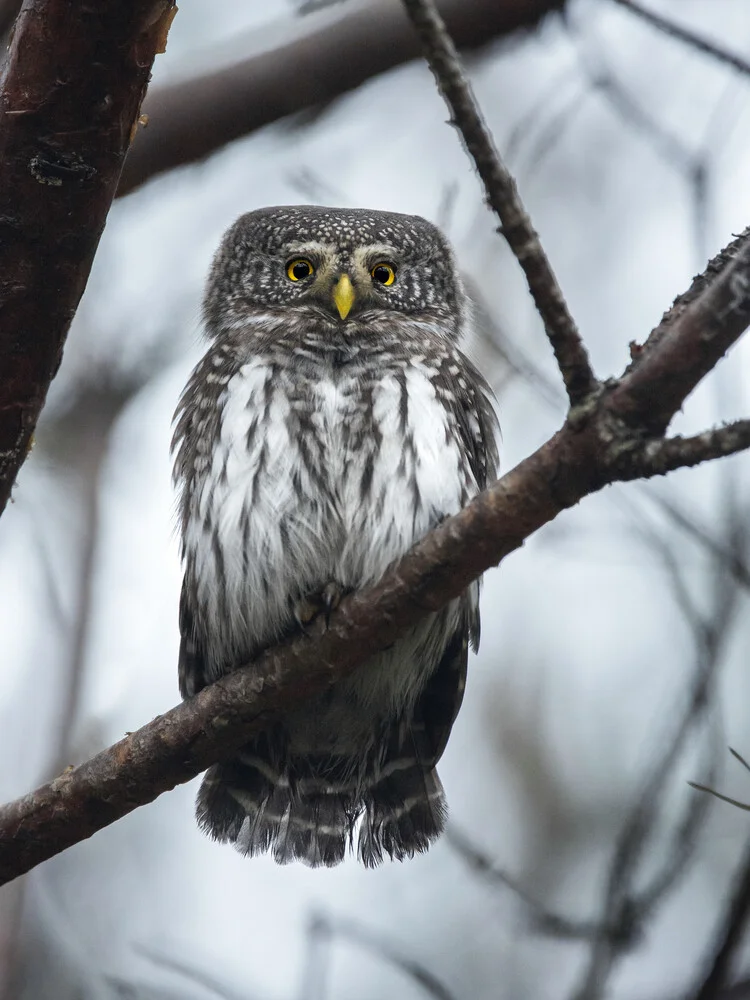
top-left (117, 0), bottom-right (567, 197)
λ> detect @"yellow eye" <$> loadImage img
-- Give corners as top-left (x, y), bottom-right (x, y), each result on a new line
top-left (371, 263), bottom-right (396, 286)
top-left (287, 258), bottom-right (314, 281)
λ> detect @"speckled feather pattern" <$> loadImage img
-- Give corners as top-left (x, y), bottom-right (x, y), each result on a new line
top-left (173, 207), bottom-right (498, 867)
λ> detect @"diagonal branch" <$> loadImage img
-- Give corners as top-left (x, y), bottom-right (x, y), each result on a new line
top-left (0, 0), bottom-right (177, 517)
top-left (0, 226), bottom-right (749, 886)
top-left (610, 0), bottom-right (750, 79)
top-left (400, 0), bottom-right (598, 408)
top-left (610, 228), bottom-right (750, 433)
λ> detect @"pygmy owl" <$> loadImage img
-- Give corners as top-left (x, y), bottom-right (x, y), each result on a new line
top-left (172, 206), bottom-right (498, 867)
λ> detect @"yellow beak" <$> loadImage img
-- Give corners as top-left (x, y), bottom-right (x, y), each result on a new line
top-left (332, 274), bottom-right (355, 319)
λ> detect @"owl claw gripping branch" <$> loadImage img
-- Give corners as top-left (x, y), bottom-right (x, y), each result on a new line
top-left (172, 206), bottom-right (498, 867)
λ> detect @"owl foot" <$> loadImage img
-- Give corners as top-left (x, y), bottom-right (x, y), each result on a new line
top-left (293, 582), bottom-right (345, 634)
top-left (320, 582), bottom-right (343, 627)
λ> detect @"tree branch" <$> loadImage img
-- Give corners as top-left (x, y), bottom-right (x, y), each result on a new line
top-left (610, 230), bottom-right (750, 434)
top-left (0, 0), bottom-right (177, 517)
top-left (0, 225), bottom-right (749, 886)
top-left (691, 834), bottom-right (750, 999)
top-left (630, 421), bottom-right (750, 479)
top-left (400, 0), bottom-right (597, 407)
top-left (118, 0), bottom-right (566, 198)
top-left (610, 0), bottom-right (750, 79)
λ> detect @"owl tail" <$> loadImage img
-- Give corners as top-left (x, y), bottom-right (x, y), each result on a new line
top-left (195, 744), bottom-right (446, 867)
top-left (195, 751), bottom-right (358, 867)
top-left (357, 759), bottom-right (447, 868)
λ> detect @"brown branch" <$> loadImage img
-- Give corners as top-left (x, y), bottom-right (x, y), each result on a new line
top-left (117, 0), bottom-right (566, 198)
top-left (610, 0), bottom-right (750, 80)
top-left (0, 225), bottom-right (749, 886)
top-left (400, 0), bottom-right (597, 408)
top-left (0, 0), bottom-right (177, 518)
top-left (630, 421), bottom-right (750, 479)
top-left (611, 229), bottom-right (750, 434)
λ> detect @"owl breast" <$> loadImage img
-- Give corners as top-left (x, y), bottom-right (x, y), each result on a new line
top-left (183, 351), bottom-right (472, 690)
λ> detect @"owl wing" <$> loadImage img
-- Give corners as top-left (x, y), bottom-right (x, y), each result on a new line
top-left (451, 353), bottom-right (500, 492)
top-left (178, 578), bottom-right (208, 699)
top-left (411, 615), bottom-right (470, 768)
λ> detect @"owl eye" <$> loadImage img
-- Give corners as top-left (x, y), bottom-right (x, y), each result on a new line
top-left (371, 263), bottom-right (396, 286)
top-left (286, 258), bottom-right (314, 281)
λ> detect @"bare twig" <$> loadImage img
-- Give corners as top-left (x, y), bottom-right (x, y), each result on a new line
top-left (0, 0), bottom-right (177, 517)
top-left (304, 913), bottom-right (456, 1000)
top-left (644, 492), bottom-right (750, 592)
top-left (622, 421), bottom-right (750, 480)
top-left (446, 827), bottom-right (606, 940)
top-left (568, 500), bottom-right (746, 1000)
top-left (610, 0), bottom-right (750, 79)
top-left (400, 0), bottom-right (598, 407)
top-left (689, 747), bottom-right (750, 812)
top-left (118, 0), bottom-right (566, 197)
top-left (691, 835), bottom-right (750, 999)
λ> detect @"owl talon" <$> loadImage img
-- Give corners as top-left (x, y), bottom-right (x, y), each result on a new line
top-left (293, 583), bottom-right (345, 633)
top-left (321, 582), bottom-right (343, 629)
top-left (293, 596), bottom-right (319, 635)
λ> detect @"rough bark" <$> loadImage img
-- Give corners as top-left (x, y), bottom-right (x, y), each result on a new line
top-left (0, 0), bottom-right (177, 515)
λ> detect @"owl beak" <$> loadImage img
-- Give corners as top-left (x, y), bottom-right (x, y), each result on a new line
top-left (332, 274), bottom-right (355, 320)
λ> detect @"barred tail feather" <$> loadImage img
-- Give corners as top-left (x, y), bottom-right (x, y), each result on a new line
top-left (273, 792), bottom-right (355, 867)
top-left (196, 750), bottom-right (359, 867)
top-left (358, 763), bottom-right (447, 868)
top-left (195, 755), bottom-right (278, 848)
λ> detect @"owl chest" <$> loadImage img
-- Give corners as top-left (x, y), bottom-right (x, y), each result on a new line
top-left (190, 360), bottom-right (466, 641)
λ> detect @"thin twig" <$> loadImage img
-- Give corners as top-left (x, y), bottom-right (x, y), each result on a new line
top-left (305, 913), bottom-right (457, 1000)
top-left (446, 827), bottom-right (606, 940)
top-left (401, 0), bottom-right (598, 407)
top-left (692, 835), bottom-right (750, 999)
top-left (689, 746), bottom-right (750, 812)
top-left (619, 421), bottom-right (750, 481)
top-left (610, 0), bottom-right (750, 79)
top-left (643, 492), bottom-right (750, 592)
top-left (569, 512), bottom-right (743, 1000)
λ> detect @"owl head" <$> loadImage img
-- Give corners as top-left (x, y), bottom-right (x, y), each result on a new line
top-left (202, 206), bottom-right (464, 339)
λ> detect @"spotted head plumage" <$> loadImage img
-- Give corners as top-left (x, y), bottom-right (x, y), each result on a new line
top-left (173, 205), bottom-right (498, 867)
top-left (202, 205), bottom-right (466, 337)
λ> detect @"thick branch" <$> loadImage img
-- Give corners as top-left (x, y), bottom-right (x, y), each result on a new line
top-left (400, 0), bottom-right (597, 408)
top-left (118, 0), bottom-right (565, 198)
top-left (0, 0), bottom-right (177, 516)
top-left (1, 227), bottom-right (750, 884)
top-left (610, 229), bottom-right (750, 433)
